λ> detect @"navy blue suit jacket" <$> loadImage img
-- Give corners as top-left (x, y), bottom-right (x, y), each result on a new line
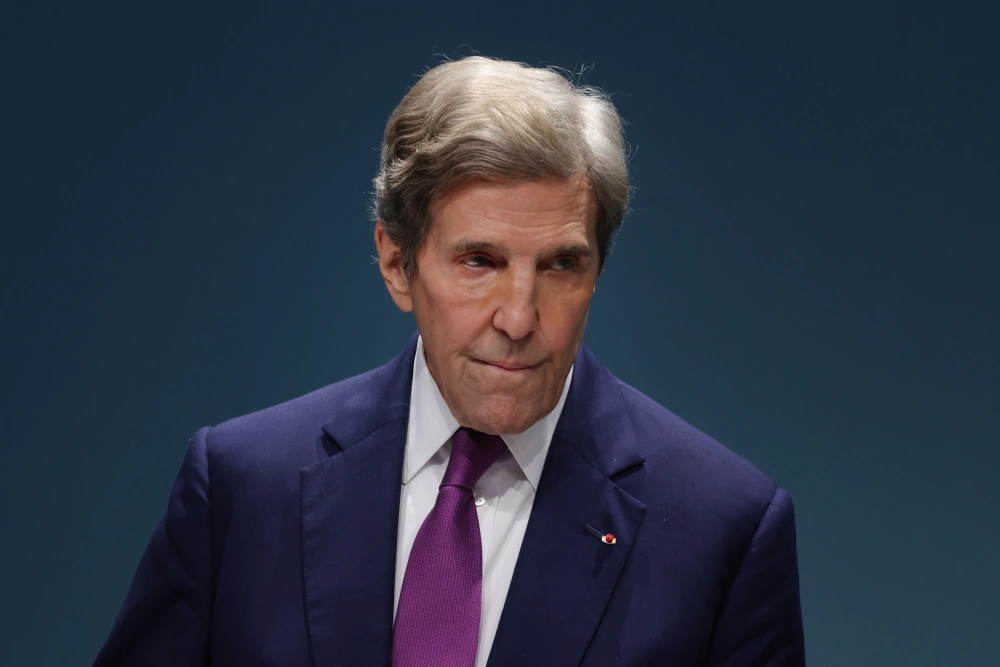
top-left (94, 331), bottom-right (806, 666)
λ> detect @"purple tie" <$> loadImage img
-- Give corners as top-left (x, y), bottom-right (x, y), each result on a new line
top-left (392, 427), bottom-right (508, 667)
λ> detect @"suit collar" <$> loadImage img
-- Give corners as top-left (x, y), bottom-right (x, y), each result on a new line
top-left (553, 340), bottom-right (646, 479)
top-left (318, 330), bottom-right (418, 450)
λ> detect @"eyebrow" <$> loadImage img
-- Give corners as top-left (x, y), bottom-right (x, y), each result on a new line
top-left (450, 239), bottom-right (593, 260)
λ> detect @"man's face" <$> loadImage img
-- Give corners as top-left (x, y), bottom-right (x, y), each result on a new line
top-left (375, 176), bottom-right (599, 435)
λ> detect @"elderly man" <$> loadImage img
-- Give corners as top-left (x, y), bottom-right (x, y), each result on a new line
top-left (94, 56), bottom-right (805, 666)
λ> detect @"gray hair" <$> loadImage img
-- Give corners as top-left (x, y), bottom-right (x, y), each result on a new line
top-left (372, 55), bottom-right (631, 278)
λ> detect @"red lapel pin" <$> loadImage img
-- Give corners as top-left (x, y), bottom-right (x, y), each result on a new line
top-left (584, 523), bottom-right (616, 545)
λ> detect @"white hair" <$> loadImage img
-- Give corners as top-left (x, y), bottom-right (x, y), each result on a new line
top-left (373, 55), bottom-right (632, 277)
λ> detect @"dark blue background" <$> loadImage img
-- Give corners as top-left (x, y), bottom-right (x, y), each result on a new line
top-left (2, 2), bottom-right (997, 664)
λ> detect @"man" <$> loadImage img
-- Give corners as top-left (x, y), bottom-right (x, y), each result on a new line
top-left (94, 56), bottom-right (805, 666)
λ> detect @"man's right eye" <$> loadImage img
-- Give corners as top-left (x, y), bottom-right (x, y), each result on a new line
top-left (463, 255), bottom-right (493, 268)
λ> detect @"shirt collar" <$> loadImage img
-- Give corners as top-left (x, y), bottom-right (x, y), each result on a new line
top-left (403, 334), bottom-right (574, 491)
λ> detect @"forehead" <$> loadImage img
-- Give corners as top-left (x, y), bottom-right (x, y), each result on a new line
top-left (428, 176), bottom-right (597, 247)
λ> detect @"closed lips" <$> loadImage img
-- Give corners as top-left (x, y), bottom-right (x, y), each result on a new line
top-left (480, 360), bottom-right (535, 370)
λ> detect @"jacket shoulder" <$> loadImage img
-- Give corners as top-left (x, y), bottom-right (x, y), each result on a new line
top-left (614, 377), bottom-right (778, 515)
top-left (202, 362), bottom-right (395, 476)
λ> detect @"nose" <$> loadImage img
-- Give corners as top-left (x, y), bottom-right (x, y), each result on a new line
top-left (492, 267), bottom-right (538, 341)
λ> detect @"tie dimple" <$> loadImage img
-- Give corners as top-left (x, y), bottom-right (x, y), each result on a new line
top-left (442, 427), bottom-right (508, 490)
top-left (392, 427), bottom-right (507, 667)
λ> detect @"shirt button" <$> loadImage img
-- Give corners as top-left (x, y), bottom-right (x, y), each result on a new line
top-left (475, 496), bottom-right (486, 506)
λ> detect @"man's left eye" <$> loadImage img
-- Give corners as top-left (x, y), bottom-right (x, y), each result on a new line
top-left (552, 258), bottom-right (577, 271)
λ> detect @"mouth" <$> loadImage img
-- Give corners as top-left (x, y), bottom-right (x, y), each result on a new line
top-left (475, 359), bottom-right (539, 373)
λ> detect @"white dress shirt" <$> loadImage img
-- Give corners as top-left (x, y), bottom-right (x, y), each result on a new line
top-left (393, 334), bottom-right (574, 667)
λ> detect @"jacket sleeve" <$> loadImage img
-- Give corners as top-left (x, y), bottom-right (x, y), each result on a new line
top-left (93, 426), bottom-right (216, 667)
top-left (709, 487), bottom-right (807, 666)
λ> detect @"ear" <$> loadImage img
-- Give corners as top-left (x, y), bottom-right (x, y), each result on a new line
top-left (374, 220), bottom-right (414, 313)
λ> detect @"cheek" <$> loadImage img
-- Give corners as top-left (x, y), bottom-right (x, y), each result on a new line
top-left (415, 279), bottom-right (487, 346)
top-left (542, 289), bottom-right (593, 339)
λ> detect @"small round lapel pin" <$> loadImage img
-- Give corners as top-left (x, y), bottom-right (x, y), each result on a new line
top-left (585, 523), bottom-right (617, 545)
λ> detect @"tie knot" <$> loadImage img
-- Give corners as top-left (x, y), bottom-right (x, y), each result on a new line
top-left (441, 427), bottom-right (507, 490)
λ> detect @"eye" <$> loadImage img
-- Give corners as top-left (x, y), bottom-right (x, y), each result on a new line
top-left (551, 257), bottom-right (578, 272)
top-left (462, 254), bottom-right (495, 268)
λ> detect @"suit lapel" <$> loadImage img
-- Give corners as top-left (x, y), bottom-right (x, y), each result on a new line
top-left (487, 344), bottom-right (648, 667)
top-left (300, 332), bottom-right (418, 667)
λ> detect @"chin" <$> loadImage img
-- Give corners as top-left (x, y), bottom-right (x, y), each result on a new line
top-left (464, 397), bottom-right (545, 435)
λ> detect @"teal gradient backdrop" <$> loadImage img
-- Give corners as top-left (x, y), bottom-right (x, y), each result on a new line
top-left (2, 2), bottom-right (997, 665)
